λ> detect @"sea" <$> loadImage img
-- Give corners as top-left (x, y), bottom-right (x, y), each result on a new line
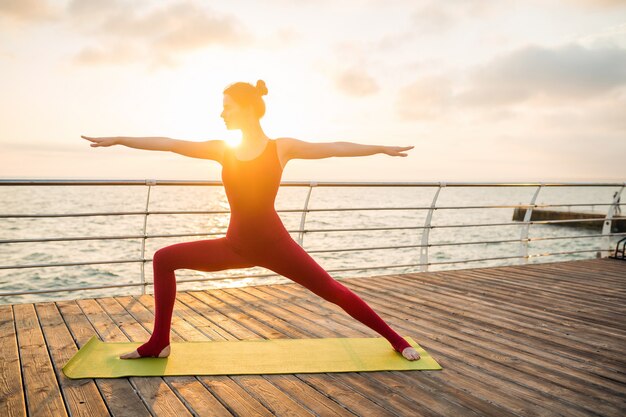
top-left (1, 182), bottom-right (623, 306)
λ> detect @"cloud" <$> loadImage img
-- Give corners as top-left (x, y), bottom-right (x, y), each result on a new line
top-left (67, 0), bottom-right (124, 17)
top-left (73, 41), bottom-right (142, 66)
top-left (565, 0), bottom-right (626, 9)
top-left (68, 1), bottom-right (251, 68)
top-left (0, 0), bottom-right (59, 22)
top-left (395, 74), bottom-right (453, 120)
top-left (575, 22), bottom-right (626, 49)
top-left (395, 42), bottom-right (626, 121)
top-left (411, 0), bottom-right (499, 35)
top-left (455, 43), bottom-right (626, 108)
top-left (334, 68), bottom-right (379, 97)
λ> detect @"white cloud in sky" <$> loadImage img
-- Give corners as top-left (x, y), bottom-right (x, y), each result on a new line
top-left (334, 68), bottom-right (380, 97)
top-left (0, 0), bottom-right (60, 22)
top-left (68, 1), bottom-right (251, 68)
top-left (458, 43), bottom-right (626, 106)
top-left (395, 42), bottom-right (626, 122)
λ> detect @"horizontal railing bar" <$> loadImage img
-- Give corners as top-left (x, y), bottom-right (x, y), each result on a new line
top-left (532, 203), bottom-right (623, 208)
top-left (0, 227), bottom-right (430, 245)
top-left (2, 179), bottom-right (625, 187)
top-left (5, 232), bottom-right (625, 270)
top-left (301, 218), bottom-right (619, 233)
top-left (0, 223), bottom-right (503, 246)
top-left (431, 203), bottom-right (623, 210)
top-left (306, 232), bottom-right (626, 254)
top-left (410, 248), bottom-right (605, 266)
top-left (279, 218), bottom-right (612, 234)
top-left (4, 202), bottom-right (626, 219)
top-left (0, 281), bottom-right (150, 296)
top-left (3, 226), bottom-right (625, 247)
top-left (527, 218), bottom-right (616, 225)
top-left (528, 248), bottom-right (607, 258)
top-left (0, 232), bottom-right (229, 245)
top-left (529, 232), bottom-right (626, 242)
top-left (0, 210), bottom-right (226, 219)
top-left (0, 259), bottom-right (143, 270)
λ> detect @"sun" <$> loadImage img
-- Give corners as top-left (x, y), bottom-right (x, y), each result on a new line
top-left (224, 138), bottom-right (242, 148)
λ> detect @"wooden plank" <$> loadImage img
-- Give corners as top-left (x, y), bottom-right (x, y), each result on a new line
top-left (181, 290), bottom-right (361, 417)
top-left (56, 300), bottom-right (152, 417)
top-left (78, 297), bottom-right (192, 416)
top-left (351, 276), bottom-right (626, 403)
top-left (36, 302), bottom-right (109, 417)
top-left (186, 289), bottom-right (400, 417)
top-left (447, 270), bottom-right (626, 328)
top-left (511, 260), bottom-right (626, 282)
top-left (228, 285), bottom-right (485, 417)
top-left (139, 293), bottom-right (310, 415)
top-left (393, 271), bottom-right (626, 351)
top-left (259, 283), bottom-right (546, 417)
top-left (467, 267), bottom-right (625, 303)
top-left (135, 291), bottom-right (301, 417)
top-left (467, 263), bottom-right (625, 300)
top-left (129, 293), bottom-right (248, 417)
top-left (0, 305), bottom-right (26, 417)
top-left (342, 274), bottom-right (626, 416)
top-left (266, 278), bottom-right (620, 415)
top-left (220, 287), bottom-right (434, 417)
top-left (13, 303), bottom-right (67, 416)
top-left (256, 283), bottom-right (523, 417)
top-left (510, 259), bottom-right (626, 282)
top-left (375, 274), bottom-right (626, 378)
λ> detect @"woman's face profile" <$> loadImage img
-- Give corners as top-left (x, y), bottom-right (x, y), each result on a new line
top-left (220, 94), bottom-right (238, 130)
top-left (221, 94), bottom-right (254, 130)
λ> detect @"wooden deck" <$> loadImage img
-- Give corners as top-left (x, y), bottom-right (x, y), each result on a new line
top-left (1, 258), bottom-right (625, 417)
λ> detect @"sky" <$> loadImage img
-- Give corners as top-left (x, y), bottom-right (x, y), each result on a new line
top-left (0, 0), bottom-right (625, 182)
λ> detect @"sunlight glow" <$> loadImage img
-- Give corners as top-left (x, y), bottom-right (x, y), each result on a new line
top-left (224, 138), bottom-right (242, 148)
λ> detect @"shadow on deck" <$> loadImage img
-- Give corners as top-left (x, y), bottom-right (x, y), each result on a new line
top-left (1, 258), bottom-right (625, 416)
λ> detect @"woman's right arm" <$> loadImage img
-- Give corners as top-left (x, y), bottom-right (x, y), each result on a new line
top-left (81, 135), bottom-right (173, 151)
top-left (81, 135), bottom-right (225, 162)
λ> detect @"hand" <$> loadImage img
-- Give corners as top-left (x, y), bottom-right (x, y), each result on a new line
top-left (382, 145), bottom-right (414, 157)
top-left (81, 135), bottom-right (118, 147)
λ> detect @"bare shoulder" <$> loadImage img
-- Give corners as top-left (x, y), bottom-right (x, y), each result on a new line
top-left (275, 137), bottom-right (307, 158)
top-left (275, 137), bottom-right (300, 148)
top-left (274, 137), bottom-right (334, 160)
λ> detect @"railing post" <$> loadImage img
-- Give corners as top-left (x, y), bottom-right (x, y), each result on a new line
top-left (602, 183), bottom-right (624, 256)
top-left (519, 183), bottom-right (544, 264)
top-left (140, 179), bottom-right (156, 295)
top-left (297, 182), bottom-right (316, 247)
top-left (420, 183), bottom-right (444, 272)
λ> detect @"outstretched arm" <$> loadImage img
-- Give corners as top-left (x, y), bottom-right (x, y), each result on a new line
top-left (282, 137), bottom-right (414, 160)
top-left (81, 135), bottom-right (173, 151)
top-left (81, 135), bottom-right (224, 161)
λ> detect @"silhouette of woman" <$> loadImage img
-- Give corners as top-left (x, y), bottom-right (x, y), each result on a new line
top-left (81, 80), bottom-right (419, 361)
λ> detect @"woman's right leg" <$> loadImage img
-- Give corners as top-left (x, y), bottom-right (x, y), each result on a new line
top-left (134, 237), bottom-right (254, 357)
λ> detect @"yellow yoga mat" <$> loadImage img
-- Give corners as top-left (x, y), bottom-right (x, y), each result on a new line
top-left (62, 335), bottom-right (442, 379)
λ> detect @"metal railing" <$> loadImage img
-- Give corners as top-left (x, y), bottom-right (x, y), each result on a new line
top-left (0, 179), bottom-right (624, 298)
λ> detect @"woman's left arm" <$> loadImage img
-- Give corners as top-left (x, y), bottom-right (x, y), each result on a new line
top-left (282, 138), bottom-right (414, 160)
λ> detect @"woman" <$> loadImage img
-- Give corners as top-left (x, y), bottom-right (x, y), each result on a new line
top-left (81, 80), bottom-right (419, 361)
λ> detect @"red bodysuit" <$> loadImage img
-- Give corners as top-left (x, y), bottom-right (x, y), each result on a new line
top-left (136, 139), bottom-right (412, 357)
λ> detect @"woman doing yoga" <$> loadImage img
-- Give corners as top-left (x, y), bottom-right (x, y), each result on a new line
top-left (81, 80), bottom-right (419, 361)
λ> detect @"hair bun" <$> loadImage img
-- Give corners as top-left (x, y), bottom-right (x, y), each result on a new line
top-left (255, 79), bottom-right (268, 96)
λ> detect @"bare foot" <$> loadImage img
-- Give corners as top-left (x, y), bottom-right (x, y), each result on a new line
top-left (120, 345), bottom-right (170, 359)
top-left (402, 347), bottom-right (420, 361)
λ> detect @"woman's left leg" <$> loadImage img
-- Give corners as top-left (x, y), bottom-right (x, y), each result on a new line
top-left (251, 237), bottom-right (412, 353)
